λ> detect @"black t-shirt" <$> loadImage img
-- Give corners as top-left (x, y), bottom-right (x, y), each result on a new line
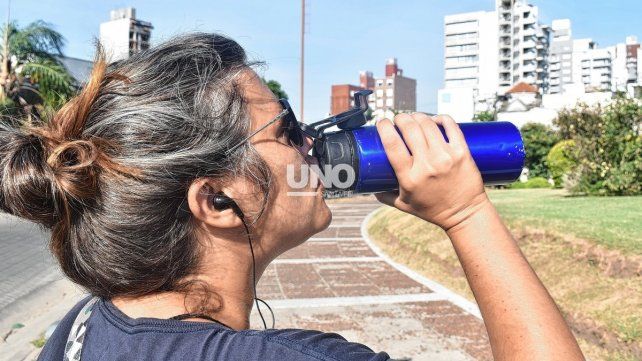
top-left (38, 296), bottom-right (391, 360)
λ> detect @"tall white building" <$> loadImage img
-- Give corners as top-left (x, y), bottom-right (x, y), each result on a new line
top-left (439, 1), bottom-right (641, 122)
top-left (439, 10), bottom-right (498, 120)
top-left (438, 0), bottom-right (550, 121)
top-left (496, 0), bottom-right (549, 92)
top-left (99, 8), bottom-right (153, 62)
top-left (549, 19), bottom-right (574, 94)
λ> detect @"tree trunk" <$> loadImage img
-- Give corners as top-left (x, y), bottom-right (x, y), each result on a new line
top-left (0, 22), bottom-right (10, 101)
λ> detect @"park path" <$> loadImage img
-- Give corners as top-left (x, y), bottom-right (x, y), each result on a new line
top-left (254, 196), bottom-right (493, 361)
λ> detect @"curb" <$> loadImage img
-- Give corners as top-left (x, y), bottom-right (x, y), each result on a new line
top-left (360, 206), bottom-right (482, 319)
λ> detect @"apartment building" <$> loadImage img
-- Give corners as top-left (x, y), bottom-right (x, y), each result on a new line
top-left (439, 1), bottom-right (641, 122)
top-left (100, 7), bottom-right (153, 62)
top-left (330, 60), bottom-right (416, 115)
top-left (549, 19), bottom-right (574, 94)
top-left (438, 0), bottom-right (550, 121)
top-left (496, 0), bottom-right (549, 92)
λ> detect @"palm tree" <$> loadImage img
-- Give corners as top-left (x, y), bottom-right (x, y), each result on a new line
top-left (0, 20), bottom-right (75, 118)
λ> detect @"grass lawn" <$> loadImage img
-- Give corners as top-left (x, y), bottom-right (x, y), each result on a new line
top-left (367, 188), bottom-right (641, 361)
top-left (487, 188), bottom-right (642, 255)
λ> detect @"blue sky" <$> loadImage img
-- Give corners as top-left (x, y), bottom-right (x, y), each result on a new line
top-left (6, 0), bottom-right (642, 121)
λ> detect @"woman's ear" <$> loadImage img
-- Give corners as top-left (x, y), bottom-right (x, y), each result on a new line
top-left (187, 178), bottom-right (243, 229)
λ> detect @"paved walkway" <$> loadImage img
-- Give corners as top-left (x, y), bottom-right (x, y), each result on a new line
top-left (1, 196), bottom-right (493, 360)
top-left (254, 196), bottom-right (493, 361)
top-left (0, 214), bottom-right (61, 313)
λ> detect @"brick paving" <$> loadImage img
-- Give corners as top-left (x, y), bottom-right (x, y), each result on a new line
top-left (0, 214), bottom-right (61, 313)
top-left (254, 196), bottom-right (493, 361)
top-left (0, 196), bottom-right (493, 360)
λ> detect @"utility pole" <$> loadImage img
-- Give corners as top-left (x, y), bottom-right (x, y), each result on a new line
top-left (300, 0), bottom-right (305, 122)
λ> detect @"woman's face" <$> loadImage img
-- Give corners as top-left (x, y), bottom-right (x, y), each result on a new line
top-left (235, 70), bottom-right (332, 258)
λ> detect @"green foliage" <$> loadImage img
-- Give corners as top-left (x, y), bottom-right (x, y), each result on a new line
top-left (554, 97), bottom-right (642, 195)
top-left (473, 110), bottom-right (495, 122)
top-left (0, 20), bottom-right (74, 112)
top-left (262, 78), bottom-right (288, 100)
top-left (31, 333), bottom-right (46, 348)
top-left (546, 140), bottom-right (577, 188)
top-left (508, 176), bottom-right (551, 189)
top-left (520, 122), bottom-right (560, 178)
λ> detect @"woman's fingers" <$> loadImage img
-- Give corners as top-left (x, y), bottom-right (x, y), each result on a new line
top-left (374, 191), bottom-right (400, 207)
top-left (412, 112), bottom-right (447, 151)
top-left (393, 113), bottom-right (430, 160)
top-left (431, 114), bottom-right (467, 149)
top-left (376, 118), bottom-right (412, 176)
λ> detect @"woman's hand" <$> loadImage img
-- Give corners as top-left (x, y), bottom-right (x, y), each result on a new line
top-left (375, 113), bottom-right (489, 231)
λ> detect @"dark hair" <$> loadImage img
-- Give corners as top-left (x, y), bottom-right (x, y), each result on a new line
top-left (0, 33), bottom-right (271, 310)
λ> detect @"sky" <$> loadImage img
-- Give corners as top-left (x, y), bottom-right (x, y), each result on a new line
top-left (5, 0), bottom-right (642, 122)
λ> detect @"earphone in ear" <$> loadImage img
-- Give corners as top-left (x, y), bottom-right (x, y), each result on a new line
top-left (212, 192), bottom-right (245, 219)
top-left (210, 191), bottom-right (275, 329)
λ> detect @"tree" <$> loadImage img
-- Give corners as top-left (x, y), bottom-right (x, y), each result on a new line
top-left (546, 140), bottom-right (576, 188)
top-left (554, 96), bottom-right (641, 195)
top-left (520, 123), bottom-right (560, 178)
top-left (473, 110), bottom-right (495, 122)
top-left (262, 78), bottom-right (288, 100)
top-left (0, 20), bottom-right (75, 116)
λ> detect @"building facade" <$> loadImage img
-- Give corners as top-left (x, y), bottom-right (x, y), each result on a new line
top-left (439, 0), bottom-right (550, 121)
top-left (330, 84), bottom-right (367, 114)
top-left (330, 59), bottom-right (416, 116)
top-left (99, 7), bottom-right (153, 62)
top-left (438, 0), bottom-right (640, 122)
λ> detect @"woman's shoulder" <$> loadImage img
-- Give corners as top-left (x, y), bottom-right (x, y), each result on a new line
top-left (37, 295), bottom-right (94, 361)
top-left (233, 328), bottom-right (391, 361)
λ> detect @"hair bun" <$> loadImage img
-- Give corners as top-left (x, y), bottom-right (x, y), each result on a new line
top-left (0, 125), bottom-right (63, 227)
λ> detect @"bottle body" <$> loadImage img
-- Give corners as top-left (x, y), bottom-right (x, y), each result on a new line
top-left (317, 121), bottom-right (525, 194)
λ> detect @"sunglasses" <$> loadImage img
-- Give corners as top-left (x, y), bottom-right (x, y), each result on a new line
top-left (226, 99), bottom-right (309, 156)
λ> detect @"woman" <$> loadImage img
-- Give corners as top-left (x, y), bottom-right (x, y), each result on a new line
top-left (0, 33), bottom-right (584, 360)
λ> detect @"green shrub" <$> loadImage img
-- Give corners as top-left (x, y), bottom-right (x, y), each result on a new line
top-left (508, 177), bottom-right (552, 189)
top-left (554, 96), bottom-right (642, 195)
top-left (473, 110), bottom-right (495, 122)
top-left (520, 123), bottom-right (560, 178)
top-left (546, 140), bottom-right (577, 188)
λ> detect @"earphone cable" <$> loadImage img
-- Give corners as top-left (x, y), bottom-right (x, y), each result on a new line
top-left (240, 218), bottom-right (275, 329)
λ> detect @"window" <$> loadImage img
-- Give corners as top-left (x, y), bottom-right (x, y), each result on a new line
top-left (445, 20), bottom-right (478, 34)
top-left (386, 79), bottom-right (393, 86)
top-left (562, 53), bottom-right (572, 60)
top-left (445, 66), bottom-right (478, 79)
top-left (445, 44), bottom-right (478, 55)
top-left (386, 98), bottom-right (393, 107)
top-left (376, 99), bottom-right (383, 107)
top-left (376, 79), bottom-right (383, 86)
top-left (563, 76), bottom-right (571, 82)
top-left (386, 89), bottom-right (394, 97)
top-left (444, 55), bottom-right (478, 67)
top-left (376, 89), bottom-right (384, 97)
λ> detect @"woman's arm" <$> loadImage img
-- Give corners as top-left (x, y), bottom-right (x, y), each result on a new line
top-left (375, 113), bottom-right (584, 361)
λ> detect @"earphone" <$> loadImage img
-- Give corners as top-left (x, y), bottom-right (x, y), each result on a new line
top-left (212, 192), bottom-right (245, 219)
top-left (211, 192), bottom-right (275, 329)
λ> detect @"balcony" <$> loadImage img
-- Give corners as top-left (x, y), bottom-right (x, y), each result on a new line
top-left (523, 15), bottom-right (536, 24)
top-left (522, 63), bottom-right (537, 72)
top-left (523, 28), bottom-right (536, 37)
top-left (523, 51), bottom-right (536, 60)
top-left (522, 40), bottom-right (536, 49)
